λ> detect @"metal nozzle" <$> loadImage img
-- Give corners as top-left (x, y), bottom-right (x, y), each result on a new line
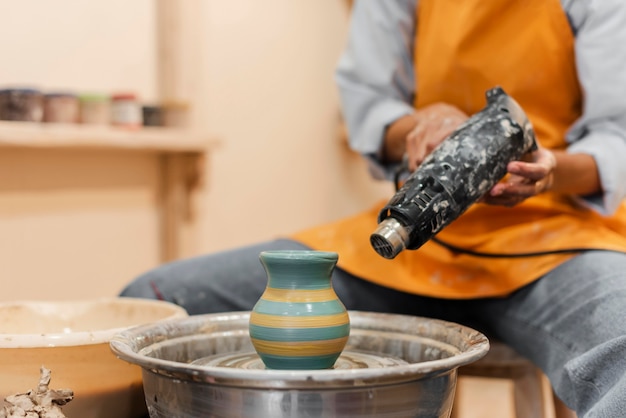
top-left (370, 218), bottom-right (410, 259)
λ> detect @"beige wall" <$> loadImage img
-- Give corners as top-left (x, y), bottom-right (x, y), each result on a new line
top-left (0, 150), bottom-right (161, 299)
top-left (0, 0), bottom-right (157, 101)
top-left (0, 0), bottom-right (392, 301)
top-left (194, 0), bottom-right (392, 253)
top-left (0, 0), bottom-right (160, 300)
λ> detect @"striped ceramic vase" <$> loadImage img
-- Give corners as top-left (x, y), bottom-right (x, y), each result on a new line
top-left (249, 250), bottom-right (350, 370)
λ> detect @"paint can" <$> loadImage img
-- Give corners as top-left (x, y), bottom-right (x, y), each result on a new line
top-left (78, 93), bottom-right (110, 125)
top-left (43, 93), bottom-right (79, 123)
top-left (111, 93), bottom-right (142, 128)
top-left (142, 105), bottom-right (164, 127)
top-left (162, 100), bottom-right (190, 128)
top-left (0, 88), bottom-right (44, 122)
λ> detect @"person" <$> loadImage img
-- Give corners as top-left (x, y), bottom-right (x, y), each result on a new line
top-left (121, 0), bottom-right (626, 416)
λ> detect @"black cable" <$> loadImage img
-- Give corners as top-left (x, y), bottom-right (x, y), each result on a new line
top-left (429, 236), bottom-right (606, 258)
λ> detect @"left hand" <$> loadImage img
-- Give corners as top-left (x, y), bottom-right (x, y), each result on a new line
top-left (480, 147), bottom-right (557, 207)
top-left (406, 103), bottom-right (469, 171)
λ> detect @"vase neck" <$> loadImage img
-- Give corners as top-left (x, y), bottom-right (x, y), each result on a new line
top-left (266, 271), bottom-right (332, 290)
top-left (260, 251), bottom-right (338, 290)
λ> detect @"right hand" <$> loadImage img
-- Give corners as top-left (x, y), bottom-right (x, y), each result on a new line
top-left (480, 146), bottom-right (557, 207)
top-left (406, 103), bottom-right (468, 172)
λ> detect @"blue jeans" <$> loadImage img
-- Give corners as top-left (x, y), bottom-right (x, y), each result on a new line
top-left (120, 239), bottom-right (626, 417)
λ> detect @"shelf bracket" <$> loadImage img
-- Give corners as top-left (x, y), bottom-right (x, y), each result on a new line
top-left (159, 151), bottom-right (204, 262)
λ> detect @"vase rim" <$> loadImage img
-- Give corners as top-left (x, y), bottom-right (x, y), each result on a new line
top-left (259, 250), bottom-right (338, 261)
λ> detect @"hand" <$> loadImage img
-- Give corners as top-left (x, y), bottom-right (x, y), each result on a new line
top-left (481, 147), bottom-right (557, 207)
top-left (406, 103), bottom-right (468, 171)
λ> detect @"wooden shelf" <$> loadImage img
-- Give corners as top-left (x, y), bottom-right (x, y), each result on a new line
top-left (0, 121), bottom-right (215, 153)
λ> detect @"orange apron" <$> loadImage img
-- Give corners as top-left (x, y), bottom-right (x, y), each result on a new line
top-left (293, 0), bottom-right (626, 299)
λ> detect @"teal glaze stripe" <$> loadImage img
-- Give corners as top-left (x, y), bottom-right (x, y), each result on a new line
top-left (253, 299), bottom-right (346, 315)
top-left (249, 324), bottom-right (350, 342)
top-left (260, 353), bottom-right (341, 369)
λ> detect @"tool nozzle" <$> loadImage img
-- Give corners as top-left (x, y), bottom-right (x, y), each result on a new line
top-left (370, 218), bottom-right (410, 259)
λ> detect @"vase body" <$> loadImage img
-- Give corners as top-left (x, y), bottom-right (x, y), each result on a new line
top-left (249, 250), bottom-right (350, 370)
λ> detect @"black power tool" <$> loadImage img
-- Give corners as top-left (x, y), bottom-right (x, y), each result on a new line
top-left (370, 86), bottom-right (538, 259)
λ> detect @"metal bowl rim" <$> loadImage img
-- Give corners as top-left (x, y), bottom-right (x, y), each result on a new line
top-left (110, 310), bottom-right (490, 384)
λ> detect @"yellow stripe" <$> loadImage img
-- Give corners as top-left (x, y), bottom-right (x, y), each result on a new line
top-left (261, 287), bottom-right (338, 303)
top-left (250, 337), bottom-right (349, 356)
top-left (250, 312), bottom-right (349, 328)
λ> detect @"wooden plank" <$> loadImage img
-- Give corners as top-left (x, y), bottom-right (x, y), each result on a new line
top-left (155, 0), bottom-right (205, 261)
top-left (0, 121), bottom-right (213, 152)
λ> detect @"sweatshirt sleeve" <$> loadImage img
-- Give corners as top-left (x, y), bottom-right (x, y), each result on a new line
top-left (562, 0), bottom-right (626, 215)
top-left (335, 0), bottom-right (418, 180)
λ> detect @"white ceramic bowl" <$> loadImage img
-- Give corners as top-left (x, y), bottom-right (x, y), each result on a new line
top-left (0, 297), bottom-right (188, 418)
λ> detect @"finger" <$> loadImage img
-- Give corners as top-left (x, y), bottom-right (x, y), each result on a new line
top-left (500, 183), bottom-right (540, 198)
top-left (435, 124), bottom-right (457, 142)
top-left (413, 120), bottom-right (445, 167)
top-left (489, 174), bottom-right (527, 195)
top-left (417, 119), bottom-right (458, 161)
top-left (406, 125), bottom-right (424, 171)
top-left (507, 161), bottom-right (551, 181)
top-left (413, 127), bottom-right (430, 167)
top-left (407, 110), bottom-right (467, 170)
top-left (422, 127), bottom-right (452, 156)
top-left (491, 179), bottom-right (549, 199)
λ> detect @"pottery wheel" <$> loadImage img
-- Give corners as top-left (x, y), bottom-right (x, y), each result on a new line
top-left (190, 350), bottom-right (409, 370)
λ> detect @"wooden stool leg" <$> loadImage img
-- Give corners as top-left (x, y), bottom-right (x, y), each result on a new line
top-left (512, 367), bottom-right (546, 418)
top-left (450, 380), bottom-right (462, 418)
top-left (553, 392), bottom-right (577, 418)
top-left (453, 340), bottom-right (576, 418)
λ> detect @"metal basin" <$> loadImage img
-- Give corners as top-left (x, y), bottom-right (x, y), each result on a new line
top-left (110, 311), bottom-right (489, 418)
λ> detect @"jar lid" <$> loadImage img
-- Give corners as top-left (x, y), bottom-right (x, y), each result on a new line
top-left (161, 99), bottom-right (190, 110)
top-left (0, 88), bottom-right (42, 95)
top-left (78, 93), bottom-right (109, 102)
top-left (142, 105), bottom-right (163, 111)
top-left (45, 92), bottom-right (78, 99)
top-left (111, 93), bottom-right (138, 101)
